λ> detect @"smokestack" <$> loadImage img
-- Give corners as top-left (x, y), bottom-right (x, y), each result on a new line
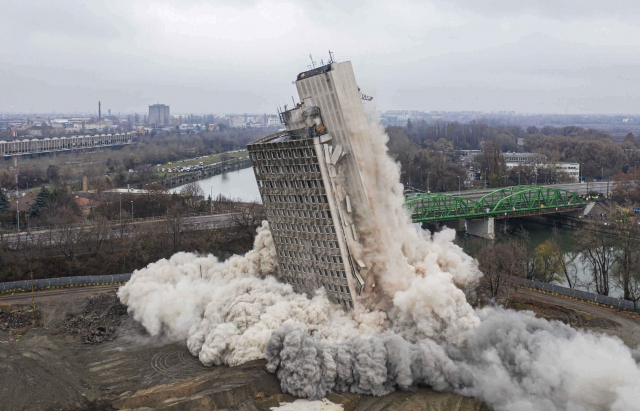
top-left (98, 101), bottom-right (101, 121)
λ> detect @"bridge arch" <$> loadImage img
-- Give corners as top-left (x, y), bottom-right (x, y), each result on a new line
top-left (405, 185), bottom-right (587, 223)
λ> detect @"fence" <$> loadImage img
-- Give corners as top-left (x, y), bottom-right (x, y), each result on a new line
top-left (515, 277), bottom-right (640, 312)
top-left (0, 274), bottom-right (131, 292)
top-left (0, 210), bottom-right (231, 233)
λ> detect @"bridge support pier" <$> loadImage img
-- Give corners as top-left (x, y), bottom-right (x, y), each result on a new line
top-left (465, 218), bottom-right (495, 240)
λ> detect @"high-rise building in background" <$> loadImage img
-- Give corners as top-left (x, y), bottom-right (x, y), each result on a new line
top-left (247, 61), bottom-right (375, 310)
top-left (149, 104), bottom-right (170, 126)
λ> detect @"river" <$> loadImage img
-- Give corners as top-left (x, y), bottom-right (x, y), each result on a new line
top-left (171, 166), bottom-right (261, 202)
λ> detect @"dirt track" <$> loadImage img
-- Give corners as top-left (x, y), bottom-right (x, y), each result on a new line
top-left (514, 288), bottom-right (640, 347)
top-left (2, 285), bottom-right (638, 410)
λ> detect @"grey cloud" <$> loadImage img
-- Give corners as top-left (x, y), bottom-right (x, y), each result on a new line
top-left (2, 0), bottom-right (640, 114)
top-left (433, 0), bottom-right (640, 20)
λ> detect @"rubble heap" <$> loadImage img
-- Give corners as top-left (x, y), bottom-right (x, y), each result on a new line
top-left (0, 307), bottom-right (40, 331)
top-left (64, 292), bottom-right (127, 344)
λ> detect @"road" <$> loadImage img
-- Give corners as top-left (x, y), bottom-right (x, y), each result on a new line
top-left (0, 213), bottom-right (236, 246)
top-left (517, 288), bottom-right (640, 338)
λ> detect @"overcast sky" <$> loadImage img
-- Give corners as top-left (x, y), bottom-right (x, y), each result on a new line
top-left (2, 0), bottom-right (640, 115)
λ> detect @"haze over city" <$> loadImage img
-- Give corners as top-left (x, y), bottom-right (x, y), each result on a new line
top-left (3, 0), bottom-right (640, 114)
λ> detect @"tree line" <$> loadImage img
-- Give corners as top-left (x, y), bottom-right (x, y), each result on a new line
top-left (472, 224), bottom-right (640, 308)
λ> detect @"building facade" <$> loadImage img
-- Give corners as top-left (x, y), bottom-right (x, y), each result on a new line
top-left (149, 104), bottom-right (170, 126)
top-left (0, 133), bottom-right (132, 157)
top-left (248, 61), bottom-right (375, 310)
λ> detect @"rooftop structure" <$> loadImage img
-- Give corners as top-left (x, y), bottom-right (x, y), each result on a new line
top-left (247, 61), bottom-right (375, 310)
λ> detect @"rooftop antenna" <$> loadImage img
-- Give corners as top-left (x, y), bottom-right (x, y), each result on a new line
top-left (328, 50), bottom-right (336, 64)
top-left (292, 96), bottom-right (296, 106)
top-left (309, 54), bottom-right (316, 69)
top-left (320, 59), bottom-right (324, 66)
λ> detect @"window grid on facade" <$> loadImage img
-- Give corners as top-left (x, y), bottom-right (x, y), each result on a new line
top-left (248, 133), bottom-right (353, 309)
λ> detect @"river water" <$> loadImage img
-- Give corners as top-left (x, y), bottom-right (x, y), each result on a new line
top-left (171, 166), bottom-right (261, 202)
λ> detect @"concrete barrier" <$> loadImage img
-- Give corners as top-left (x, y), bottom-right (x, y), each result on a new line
top-left (0, 273), bottom-right (132, 292)
top-left (515, 277), bottom-right (639, 312)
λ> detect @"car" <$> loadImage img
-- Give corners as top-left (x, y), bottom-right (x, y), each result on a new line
top-left (157, 164), bottom-right (161, 167)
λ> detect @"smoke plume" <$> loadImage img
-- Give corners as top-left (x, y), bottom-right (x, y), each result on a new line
top-left (119, 113), bottom-right (640, 410)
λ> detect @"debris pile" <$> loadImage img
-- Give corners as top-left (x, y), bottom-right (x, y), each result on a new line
top-left (64, 292), bottom-right (127, 344)
top-left (0, 307), bottom-right (40, 331)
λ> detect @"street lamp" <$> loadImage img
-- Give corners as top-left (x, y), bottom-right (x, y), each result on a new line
top-left (458, 175), bottom-right (461, 195)
top-left (119, 193), bottom-right (122, 223)
top-left (517, 171), bottom-right (520, 186)
top-left (210, 186), bottom-right (213, 214)
top-left (131, 200), bottom-right (134, 222)
top-left (484, 168), bottom-right (488, 189)
top-left (427, 172), bottom-right (430, 193)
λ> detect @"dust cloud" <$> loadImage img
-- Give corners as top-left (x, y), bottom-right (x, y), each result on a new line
top-left (119, 115), bottom-right (640, 410)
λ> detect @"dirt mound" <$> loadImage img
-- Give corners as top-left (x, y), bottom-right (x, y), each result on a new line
top-left (63, 292), bottom-right (127, 344)
top-left (0, 306), bottom-right (42, 331)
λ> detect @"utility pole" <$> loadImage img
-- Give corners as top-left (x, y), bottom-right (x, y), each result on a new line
top-left (12, 130), bottom-right (18, 199)
top-left (458, 175), bottom-right (461, 196)
top-left (131, 200), bottom-right (134, 223)
top-left (31, 271), bottom-right (36, 325)
top-left (427, 172), bottom-right (430, 193)
top-left (210, 186), bottom-right (213, 214)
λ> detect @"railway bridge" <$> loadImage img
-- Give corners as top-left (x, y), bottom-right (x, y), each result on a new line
top-left (405, 185), bottom-right (593, 239)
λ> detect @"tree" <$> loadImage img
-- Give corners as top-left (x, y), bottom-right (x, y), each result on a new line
top-left (475, 240), bottom-right (528, 301)
top-left (229, 201), bottom-right (266, 245)
top-left (164, 204), bottom-right (188, 254)
top-left (180, 182), bottom-right (204, 213)
top-left (0, 189), bottom-right (9, 213)
top-left (577, 226), bottom-right (616, 296)
top-left (533, 240), bottom-right (563, 283)
top-left (46, 164), bottom-right (60, 182)
top-left (29, 186), bottom-right (50, 217)
top-left (612, 223), bottom-right (640, 307)
top-left (478, 140), bottom-right (506, 186)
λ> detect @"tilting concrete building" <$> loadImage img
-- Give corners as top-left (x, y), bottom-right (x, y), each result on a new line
top-left (248, 61), bottom-right (376, 310)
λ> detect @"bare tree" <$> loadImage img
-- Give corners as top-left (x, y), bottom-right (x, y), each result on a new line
top-left (180, 182), bottom-right (204, 213)
top-left (476, 240), bottom-right (528, 302)
top-left (164, 204), bottom-right (188, 253)
top-left (577, 226), bottom-right (616, 296)
top-left (229, 201), bottom-right (266, 245)
top-left (613, 222), bottom-right (640, 307)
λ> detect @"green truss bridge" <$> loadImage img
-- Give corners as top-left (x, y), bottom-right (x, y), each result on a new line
top-left (405, 185), bottom-right (588, 224)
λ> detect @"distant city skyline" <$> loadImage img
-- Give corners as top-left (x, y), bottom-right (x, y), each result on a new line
top-left (3, 0), bottom-right (640, 115)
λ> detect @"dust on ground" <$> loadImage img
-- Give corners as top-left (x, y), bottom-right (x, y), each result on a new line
top-left (2, 285), bottom-right (637, 411)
